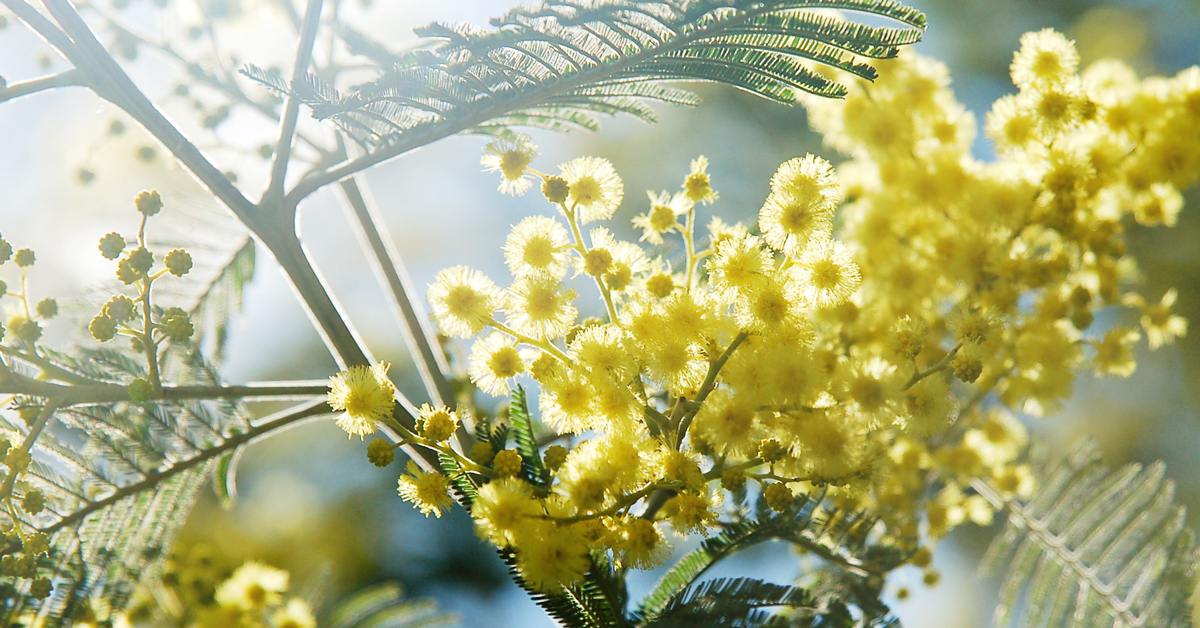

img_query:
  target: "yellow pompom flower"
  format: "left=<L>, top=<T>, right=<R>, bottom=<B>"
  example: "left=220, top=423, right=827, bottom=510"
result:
left=398, top=462, right=454, bottom=518
left=214, top=561, right=289, bottom=610
left=1134, top=289, right=1188, bottom=349
left=569, top=324, right=635, bottom=382
left=1090, top=326, right=1140, bottom=377
left=576, top=227, right=618, bottom=277
left=272, top=599, right=317, bottom=628
left=539, top=372, right=598, bottom=433
left=468, top=332, right=527, bottom=396
left=613, top=517, right=670, bottom=570
left=760, top=155, right=839, bottom=256
left=690, top=390, right=762, bottom=458
left=633, top=190, right=690, bottom=245
left=514, top=523, right=590, bottom=592
left=504, top=274, right=578, bottom=339
left=327, top=362, right=396, bottom=438
left=560, top=156, right=624, bottom=223
left=473, top=477, right=544, bottom=546
left=792, top=238, right=862, bottom=308
left=663, top=490, right=719, bottom=535
left=683, top=155, right=717, bottom=204
left=985, top=95, right=1039, bottom=154
left=733, top=272, right=805, bottom=334
left=706, top=234, right=771, bottom=300
left=481, top=134, right=538, bottom=196
left=418, top=404, right=460, bottom=442
left=1009, top=28, right=1079, bottom=91
left=427, top=266, right=501, bottom=338
left=504, top=215, right=570, bottom=279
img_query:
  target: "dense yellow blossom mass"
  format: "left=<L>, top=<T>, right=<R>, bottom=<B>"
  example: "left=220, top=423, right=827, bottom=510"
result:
left=328, top=29, right=1195, bottom=595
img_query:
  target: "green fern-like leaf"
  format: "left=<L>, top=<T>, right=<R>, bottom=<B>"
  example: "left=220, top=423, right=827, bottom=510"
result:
left=324, top=582, right=459, bottom=628
left=508, top=385, right=550, bottom=488
left=635, top=492, right=826, bottom=623
left=643, top=577, right=817, bottom=628
left=976, top=440, right=1198, bottom=628
left=249, top=0, right=924, bottom=149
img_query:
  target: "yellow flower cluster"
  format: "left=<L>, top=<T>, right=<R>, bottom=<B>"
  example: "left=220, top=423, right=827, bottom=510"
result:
left=345, top=28, right=1195, bottom=594
left=117, top=553, right=315, bottom=628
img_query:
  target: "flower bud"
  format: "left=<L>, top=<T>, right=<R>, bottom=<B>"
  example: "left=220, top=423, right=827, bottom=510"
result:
left=105, top=295, right=136, bottom=323
left=542, top=176, right=569, bottom=204
left=99, top=233, right=126, bottom=260
left=135, top=190, right=163, bottom=216
left=35, top=298, right=56, bottom=319
left=160, top=307, right=193, bottom=342
left=90, top=314, right=117, bottom=342
left=763, top=482, right=793, bottom=513
left=165, top=249, right=192, bottom=277
left=367, top=439, right=395, bottom=467
left=491, top=449, right=523, bottom=478
left=20, top=490, right=44, bottom=515
left=126, top=247, right=153, bottom=275
left=13, top=249, right=34, bottom=268
left=127, top=378, right=153, bottom=402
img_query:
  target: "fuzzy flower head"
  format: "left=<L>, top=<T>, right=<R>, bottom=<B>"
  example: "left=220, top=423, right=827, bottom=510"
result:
left=504, top=215, right=570, bottom=279
left=398, top=461, right=454, bottom=518
left=513, top=523, right=591, bottom=593
left=327, top=362, right=396, bottom=438
left=214, top=561, right=289, bottom=610
left=760, top=155, right=840, bottom=256
left=504, top=274, right=578, bottom=339
left=481, top=134, right=538, bottom=196
left=791, top=238, right=862, bottom=308
left=683, top=155, right=717, bottom=204
left=1010, top=29, right=1079, bottom=91
left=560, top=156, right=624, bottom=223
left=427, top=266, right=501, bottom=338
left=706, top=234, right=771, bottom=300
left=473, top=477, right=544, bottom=547
left=272, top=599, right=317, bottom=628
left=468, top=332, right=527, bottom=396
left=633, top=190, right=690, bottom=245
left=1135, top=289, right=1188, bottom=349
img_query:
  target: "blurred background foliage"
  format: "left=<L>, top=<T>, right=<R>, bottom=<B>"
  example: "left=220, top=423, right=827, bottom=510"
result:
left=2, top=0, right=1200, bottom=626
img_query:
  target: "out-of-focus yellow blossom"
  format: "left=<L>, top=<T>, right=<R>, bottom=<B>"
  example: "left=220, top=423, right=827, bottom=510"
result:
left=214, top=561, right=289, bottom=610
left=272, top=598, right=317, bottom=628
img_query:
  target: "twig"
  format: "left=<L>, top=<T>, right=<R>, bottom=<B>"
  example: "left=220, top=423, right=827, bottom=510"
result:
left=0, top=0, right=79, bottom=59
left=334, top=174, right=453, bottom=407
left=675, top=332, right=748, bottom=448
left=0, top=398, right=63, bottom=501
left=903, top=343, right=961, bottom=390
left=0, top=69, right=85, bottom=104
left=264, top=0, right=323, bottom=203
left=0, top=375, right=330, bottom=405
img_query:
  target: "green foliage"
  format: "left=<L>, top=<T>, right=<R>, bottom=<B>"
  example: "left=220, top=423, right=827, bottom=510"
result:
left=0, top=345, right=250, bottom=625
left=242, top=0, right=924, bottom=146
left=644, top=577, right=816, bottom=628
left=324, top=582, right=459, bottom=628
left=508, top=385, right=551, bottom=488
left=978, top=441, right=1199, bottom=628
